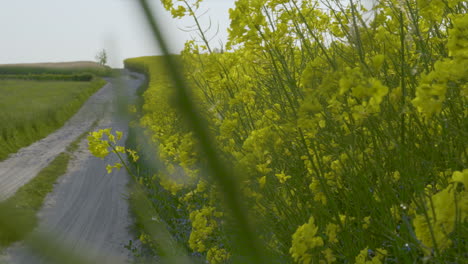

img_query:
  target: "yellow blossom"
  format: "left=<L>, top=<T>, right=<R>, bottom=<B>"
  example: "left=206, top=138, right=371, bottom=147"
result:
left=258, top=176, right=266, bottom=189
left=207, top=246, right=230, bottom=264
left=116, top=131, right=123, bottom=140
left=290, top=216, right=324, bottom=264
left=413, top=169, right=468, bottom=254
left=322, top=248, right=336, bottom=263
left=106, top=164, right=113, bottom=174
left=325, top=223, right=339, bottom=243
left=275, top=171, right=292, bottom=184
left=115, top=146, right=125, bottom=153
left=355, top=247, right=387, bottom=264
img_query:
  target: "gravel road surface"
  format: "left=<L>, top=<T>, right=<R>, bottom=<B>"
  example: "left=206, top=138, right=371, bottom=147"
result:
left=0, top=70, right=145, bottom=264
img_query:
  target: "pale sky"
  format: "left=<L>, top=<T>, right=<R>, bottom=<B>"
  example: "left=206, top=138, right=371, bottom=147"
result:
left=0, top=0, right=235, bottom=67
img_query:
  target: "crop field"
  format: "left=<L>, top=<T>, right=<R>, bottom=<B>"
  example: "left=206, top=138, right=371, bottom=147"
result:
left=0, top=78, right=105, bottom=160
left=94, top=0, right=468, bottom=263
left=0, top=61, right=112, bottom=76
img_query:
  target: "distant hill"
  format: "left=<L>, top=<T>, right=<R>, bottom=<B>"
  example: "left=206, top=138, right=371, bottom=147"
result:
left=0, top=61, right=105, bottom=69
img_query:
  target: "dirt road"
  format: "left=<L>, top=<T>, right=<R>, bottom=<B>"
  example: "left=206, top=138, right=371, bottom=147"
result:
left=0, top=70, right=145, bottom=263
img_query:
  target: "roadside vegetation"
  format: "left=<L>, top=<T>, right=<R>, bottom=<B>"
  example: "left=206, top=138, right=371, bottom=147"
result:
left=124, top=57, right=193, bottom=255
left=0, top=72, right=105, bottom=161
left=122, top=70, right=197, bottom=261
left=93, top=0, right=468, bottom=263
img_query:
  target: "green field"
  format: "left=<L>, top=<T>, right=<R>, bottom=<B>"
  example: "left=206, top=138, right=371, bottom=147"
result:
left=0, top=61, right=112, bottom=76
left=0, top=78, right=105, bottom=160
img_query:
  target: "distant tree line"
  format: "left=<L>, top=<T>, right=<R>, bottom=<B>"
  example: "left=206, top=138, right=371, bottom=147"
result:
left=0, top=73, right=94, bottom=81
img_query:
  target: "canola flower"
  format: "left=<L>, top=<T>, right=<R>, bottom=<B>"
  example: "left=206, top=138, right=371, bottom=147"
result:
left=87, top=128, right=139, bottom=174
left=103, top=0, right=468, bottom=262
left=207, top=246, right=230, bottom=264
left=355, top=247, right=387, bottom=264
left=290, top=216, right=324, bottom=264
left=413, top=169, right=468, bottom=255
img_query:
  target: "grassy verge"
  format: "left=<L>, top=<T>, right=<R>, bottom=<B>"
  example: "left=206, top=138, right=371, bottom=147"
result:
left=0, top=153, right=70, bottom=248
left=122, top=66, right=198, bottom=261
left=0, top=127, right=96, bottom=249
left=125, top=122, right=192, bottom=257
left=0, top=78, right=105, bottom=161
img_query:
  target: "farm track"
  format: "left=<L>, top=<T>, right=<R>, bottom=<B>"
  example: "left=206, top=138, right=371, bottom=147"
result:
left=0, top=70, right=145, bottom=263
